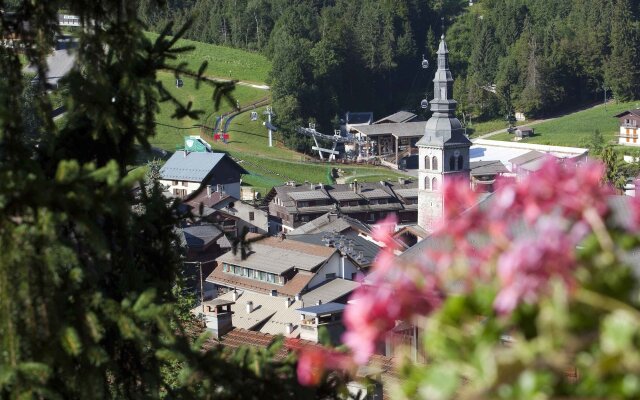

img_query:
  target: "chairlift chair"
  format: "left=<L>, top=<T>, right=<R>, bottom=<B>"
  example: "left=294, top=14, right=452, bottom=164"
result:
left=176, top=79, right=184, bottom=88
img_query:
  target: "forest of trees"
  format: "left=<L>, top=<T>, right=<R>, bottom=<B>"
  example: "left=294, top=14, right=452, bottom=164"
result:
left=138, top=0, right=640, bottom=149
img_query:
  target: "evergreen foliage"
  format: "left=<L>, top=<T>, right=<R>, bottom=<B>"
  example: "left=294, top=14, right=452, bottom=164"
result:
left=138, top=0, right=640, bottom=150
left=0, top=1, right=343, bottom=398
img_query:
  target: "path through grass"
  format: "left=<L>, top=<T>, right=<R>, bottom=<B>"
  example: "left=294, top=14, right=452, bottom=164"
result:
left=490, top=101, right=639, bottom=147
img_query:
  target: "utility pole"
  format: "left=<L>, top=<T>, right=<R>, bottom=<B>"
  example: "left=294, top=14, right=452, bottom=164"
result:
left=264, top=106, right=275, bottom=147
left=199, top=261, right=204, bottom=313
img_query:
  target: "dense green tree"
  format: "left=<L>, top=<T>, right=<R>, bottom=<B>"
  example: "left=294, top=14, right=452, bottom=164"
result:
left=606, top=0, right=640, bottom=102
left=0, top=1, right=345, bottom=398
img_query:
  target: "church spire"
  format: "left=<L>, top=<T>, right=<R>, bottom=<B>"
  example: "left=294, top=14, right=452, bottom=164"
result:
left=430, top=33, right=456, bottom=118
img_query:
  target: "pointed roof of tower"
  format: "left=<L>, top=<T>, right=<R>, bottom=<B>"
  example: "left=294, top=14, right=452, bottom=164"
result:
left=417, top=33, right=471, bottom=148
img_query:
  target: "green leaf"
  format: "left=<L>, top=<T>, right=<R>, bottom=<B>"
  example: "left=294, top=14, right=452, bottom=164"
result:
left=601, top=310, right=639, bottom=355
left=60, top=326, right=83, bottom=356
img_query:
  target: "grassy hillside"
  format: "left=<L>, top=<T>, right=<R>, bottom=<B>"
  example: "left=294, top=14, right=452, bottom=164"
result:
left=490, top=101, right=639, bottom=147
left=204, top=106, right=407, bottom=195
left=145, top=32, right=271, bottom=83
left=144, top=35, right=409, bottom=195
left=152, top=71, right=268, bottom=150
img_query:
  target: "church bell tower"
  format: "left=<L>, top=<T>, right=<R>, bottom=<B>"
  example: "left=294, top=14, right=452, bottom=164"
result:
left=417, top=32, right=471, bottom=232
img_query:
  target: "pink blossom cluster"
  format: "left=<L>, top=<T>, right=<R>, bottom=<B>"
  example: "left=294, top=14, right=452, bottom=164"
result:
left=297, top=157, right=623, bottom=385
left=297, top=347, right=354, bottom=386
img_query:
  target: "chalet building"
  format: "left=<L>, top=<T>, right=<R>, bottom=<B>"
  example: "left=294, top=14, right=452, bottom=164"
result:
left=470, top=160, right=510, bottom=192
left=615, top=109, right=640, bottom=146
left=184, top=189, right=269, bottom=237
left=514, top=126, right=534, bottom=139
left=201, top=235, right=365, bottom=339
left=265, top=179, right=418, bottom=233
left=288, top=212, right=373, bottom=237
left=176, top=223, right=231, bottom=292
left=159, top=136, right=247, bottom=199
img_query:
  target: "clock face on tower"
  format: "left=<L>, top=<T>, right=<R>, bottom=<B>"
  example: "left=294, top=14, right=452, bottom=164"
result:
left=454, top=150, right=460, bottom=157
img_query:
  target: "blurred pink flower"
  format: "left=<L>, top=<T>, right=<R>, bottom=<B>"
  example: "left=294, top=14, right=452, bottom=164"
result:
left=630, top=195, right=640, bottom=232
left=297, top=347, right=354, bottom=386
left=371, top=214, right=399, bottom=250
left=343, top=272, right=441, bottom=364
left=493, top=158, right=612, bottom=223
left=494, top=218, right=578, bottom=314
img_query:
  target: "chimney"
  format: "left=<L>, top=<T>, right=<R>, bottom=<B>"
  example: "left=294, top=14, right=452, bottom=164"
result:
left=285, top=323, right=293, bottom=335
left=398, top=177, right=406, bottom=184
left=294, top=294, right=301, bottom=302
left=232, top=290, right=240, bottom=301
left=207, top=185, right=212, bottom=198
left=285, top=297, right=293, bottom=308
left=316, top=300, right=322, bottom=306
left=319, top=182, right=324, bottom=189
left=271, top=289, right=278, bottom=297
left=246, top=301, right=253, bottom=313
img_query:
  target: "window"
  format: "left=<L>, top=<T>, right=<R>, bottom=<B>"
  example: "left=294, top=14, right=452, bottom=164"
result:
left=172, top=180, right=178, bottom=186
left=432, top=177, right=439, bottom=191
left=424, top=155, right=431, bottom=170
left=249, top=227, right=257, bottom=233
left=173, top=189, right=187, bottom=197
left=249, top=212, right=255, bottom=221
left=424, top=176, right=431, bottom=190
left=432, top=156, right=438, bottom=170
left=182, top=181, right=188, bottom=187
left=457, top=155, right=463, bottom=170
left=326, top=273, right=336, bottom=279
left=368, top=213, right=375, bottom=222
left=449, top=155, right=455, bottom=171
left=298, top=201, right=309, bottom=208
left=234, top=266, right=241, bottom=275
left=300, top=215, right=310, bottom=222
left=350, top=201, right=359, bottom=207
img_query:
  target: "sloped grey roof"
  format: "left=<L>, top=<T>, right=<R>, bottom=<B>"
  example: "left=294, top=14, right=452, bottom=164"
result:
left=181, top=224, right=223, bottom=248
left=160, top=151, right=225, bottom=182
left=330, top=191, right=363, bottom=201
left=394, top=188, right=418, bottom=198
left=297, top=302, right=346, bottom=316
left=288, top=213, right=373, bottom=236
left=302, top=279, right=360, bottom=306
left=374, top=111, right=418, bottom=124
left=288, top=190, right=330, bottom=201
left=614, top=109, right=640, bottom=118
left=353, top=122, right=427, bottom=138
left=470, top=160, right=509, bottom=176
left=288, top=233, right=380, bottom=265
left=216, top=240, right=334, bottom=275
left=359, top=188, right=393, bottom=199
left=509, top=150, right=545, bottom=166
